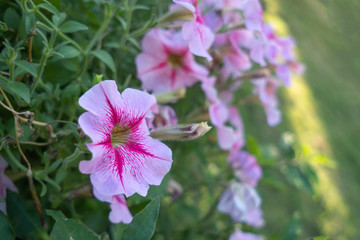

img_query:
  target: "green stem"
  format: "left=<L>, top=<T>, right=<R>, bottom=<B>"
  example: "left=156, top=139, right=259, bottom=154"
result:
left=64, top=147, right=82, bottom=168
left=30, top=30, right=57, bottom=95
left=76, top=56, right=88, bottom=82
left=9, top=61, right=15, bottom=81
left=33, top=6, right=84, bottom=53
left=84, top=5, right=114, bottom=54
left=4, top=147, right=29, bottom=172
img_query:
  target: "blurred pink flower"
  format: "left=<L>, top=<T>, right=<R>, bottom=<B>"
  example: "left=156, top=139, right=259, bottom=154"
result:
left=252, top=77, right=282, bottom=126
left=93, top=188, right=132, bottom=224
left=229, top=229, right=263, bottom=240
left=78, top=80, right=173, bottom=197
left=275, top=64, right=291, bottom=87
left=209, top=103, right=245, bottom=151
left=201, top=76, right=219, bottom=104
left=228, top=151, right=262, bottom=187
left=209, top=103, right=236, bottom=150
left=218, top=181, right=264, bottom=227
left=136, top=29, right=208, bottom=93
left=241, top=0, right=264, bottom=32
left=146, top=104, right=178, bottom=130
left=221, top=32, right=252, bottom=79
left=0, top=155, right=18, bottom=214
left=173, top=0, right=215, bottom=60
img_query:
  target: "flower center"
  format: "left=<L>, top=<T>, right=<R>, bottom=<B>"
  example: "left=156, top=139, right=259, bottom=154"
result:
left=111, top=124, right=131, bottom=147
left=167, top=54, right=183, bottom=68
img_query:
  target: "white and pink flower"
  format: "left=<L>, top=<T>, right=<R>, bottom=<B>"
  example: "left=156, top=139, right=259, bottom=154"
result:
left=173, top=0, right=215, bottom=60
left=136, top=28, right=209, bottom=93
left=78, top=80, right=173, bottom=197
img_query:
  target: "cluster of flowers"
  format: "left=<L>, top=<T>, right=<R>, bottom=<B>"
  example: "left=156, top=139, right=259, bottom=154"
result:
left=135, top=0, right=304, bottom=238
left=0, top=0, right=304, bottom=238
left=74, top=0, right=304, bottom=238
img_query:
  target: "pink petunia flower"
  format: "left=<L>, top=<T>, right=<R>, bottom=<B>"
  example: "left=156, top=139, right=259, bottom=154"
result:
left=221, top=32, right=252, bottom=79
left=228, top=151, right=262, bottom=187
left=93, top=188, right=133, bottom=224
left=209, top=103, right=245, bottom=151
left=78, top=80, right=173, bottom=197
left=136, top=28, right=209, bottom=94
left=252, top=77, right=282, bottom=126
left=218, top=181, right=264, bottom=227
left=241, top=0, right=264, bottom=32
left=0, top=155, right=18, bottom=214
left=173, top=0, right=215, bottom=60
left=229, top=229, right=264, bottom=240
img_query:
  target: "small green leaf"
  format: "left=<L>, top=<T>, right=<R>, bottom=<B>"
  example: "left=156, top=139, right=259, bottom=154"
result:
left=90, top=50, right=116, bottom=72
left=4, top=8, right=20, bottom=30
left=7, top=81, right=30, bottom=104
left=57, top=46, right=81, bottom=59
left=6, top=191, right=44, bottom=239
left=38, top=3, right=60, bottom=16
left=123, top=197, right=160, bottom=240
left=14, top=60, right=38, bottom=77
left=0, top=211, right=14, bottom=240
left=60, top=21, right=88, bottom=33
left=0, top=21, right=8, bottom=32
left=46, top=210, right=100, bottom=240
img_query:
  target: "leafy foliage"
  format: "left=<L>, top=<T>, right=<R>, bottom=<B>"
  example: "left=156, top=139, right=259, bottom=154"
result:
left=0, top=0, right=321, bottom=239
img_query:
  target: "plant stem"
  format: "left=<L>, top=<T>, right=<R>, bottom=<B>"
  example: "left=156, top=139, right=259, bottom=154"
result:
left=0, top=84, right=45, bottom=225
left=30, top=30, right=57, bottom=95
left=85, top=5, right=114, bottom=54
left=9, top=64, right=14, bottom=81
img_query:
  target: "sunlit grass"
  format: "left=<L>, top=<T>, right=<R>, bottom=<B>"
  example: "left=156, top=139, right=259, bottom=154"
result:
left=264, top=1, right=353, bottom=238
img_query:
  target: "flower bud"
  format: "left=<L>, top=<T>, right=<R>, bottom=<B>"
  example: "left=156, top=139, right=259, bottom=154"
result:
left=157, top=7, right=194, bottom=25
left=150, top=122, right=211, bottom=141
left=154, top=88, right=186, bottom=104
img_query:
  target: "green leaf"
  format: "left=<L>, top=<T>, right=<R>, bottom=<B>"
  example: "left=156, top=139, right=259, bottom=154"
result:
left=0, top=21, right=8, bottom=32
left=57, top=46, right=81, bottom=59
left=60, top=21, right=88, bottom=33
left=90, top=50, right=116, bottom=72
left=38, top=3, right=60, bottom=16
left=46, top=210, right=100, bottom=240
left=110, top=223, right=127, bottom=240
left=4, top=8, right=20, bottom=30
left=310, top=237, right=328, bottom=240
left=52, top=12, right=67, bottom=26
left=6, top=191, right=44, bottom=239
left=0, top=211, right=14, bottom=240
left=283, top=165, right=314, bottom=194
left=14, top=60, right=38, bottom=77
left=123, top=197, right=160, bottom=240
left=7, top=81, right=30, bottom=104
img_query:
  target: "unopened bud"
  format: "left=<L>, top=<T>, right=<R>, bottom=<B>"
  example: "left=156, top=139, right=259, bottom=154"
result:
left=155, top=88, right=186, bottom=104
left=93, top=74, right=103, bottom=85
left=157, top=7, right=194, bottom=25
left=150, top=122, right=211, bottom=141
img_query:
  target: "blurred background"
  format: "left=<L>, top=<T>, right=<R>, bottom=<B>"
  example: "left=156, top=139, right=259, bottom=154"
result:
left=254, top=0, right=360, bottom=239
